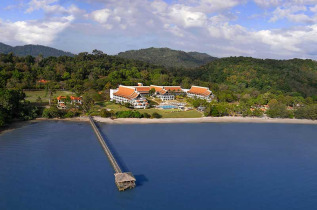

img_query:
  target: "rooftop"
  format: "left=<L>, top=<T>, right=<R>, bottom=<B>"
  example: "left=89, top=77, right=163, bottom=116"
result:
left=114, top=85, right=140, bottom=99
left=114, top=172, right=136, bottom=183
left=187, top=86, right=212, bottom=97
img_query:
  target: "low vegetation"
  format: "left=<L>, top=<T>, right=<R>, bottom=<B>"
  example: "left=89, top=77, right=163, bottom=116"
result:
left=42, top=107, right=80, bottom=119
left=0, top=88, right=39, bottom=126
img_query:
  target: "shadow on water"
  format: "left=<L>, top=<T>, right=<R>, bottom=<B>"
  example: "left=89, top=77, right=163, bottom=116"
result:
left=94, top=122, right=148, bottom=187
left=0, top=121, right=38, bottom=135
left=134, top=174, right=149, bottom=186
left=95, top=122, right=131, bottom=173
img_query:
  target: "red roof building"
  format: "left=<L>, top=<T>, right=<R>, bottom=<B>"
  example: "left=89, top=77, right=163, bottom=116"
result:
left=38, top=79, right=48, bottom=84
left=57, top=95, right=82, bottom=109
left=111, top=85, right=148, bottom=109
left=187, top=86, right=214, bottom=102
left=149, top=85, right=184, bottom=101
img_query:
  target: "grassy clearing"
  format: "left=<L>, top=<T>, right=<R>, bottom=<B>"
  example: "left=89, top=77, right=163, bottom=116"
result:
left=139, top=109, right=203, bottom=118
left=99, top=102, right=202, bottom=118
left=24, top=90, right=74, bottom=103
left=102, top=102, right=130, bottom=111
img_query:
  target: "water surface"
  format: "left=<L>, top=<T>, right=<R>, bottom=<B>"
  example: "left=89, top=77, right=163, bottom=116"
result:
left=0, top=121, right=317, bottom=210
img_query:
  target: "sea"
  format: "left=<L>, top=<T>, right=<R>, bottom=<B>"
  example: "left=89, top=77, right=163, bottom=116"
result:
left=0, top=121, right=317, bottom=210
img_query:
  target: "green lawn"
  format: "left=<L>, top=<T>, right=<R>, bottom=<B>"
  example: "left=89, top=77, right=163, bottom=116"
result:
left=24, top=90, right=75, bottom=103
left=138, top=109, right=203, bottom=118
left=100, top=102, right=202, bottom=118
left=101, top=102, right=130, bottom=111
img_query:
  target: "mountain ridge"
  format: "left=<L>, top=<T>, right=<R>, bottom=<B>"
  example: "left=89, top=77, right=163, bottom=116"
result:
left=117, top=47, right=217, bottom=68
left=0, top=42, right=74, bottom=58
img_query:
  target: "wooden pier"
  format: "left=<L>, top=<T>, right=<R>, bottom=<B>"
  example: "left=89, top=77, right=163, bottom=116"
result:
left=88, top=116, right=136, bottom=191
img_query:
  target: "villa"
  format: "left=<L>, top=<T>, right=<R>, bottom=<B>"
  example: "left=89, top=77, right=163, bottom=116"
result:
left=110, top=85, right=149, bottom=109
left=186, top=86, right=214, bottom=102
left=57, top=96, right=82, bottom=109
left=150, top=85, right=183, bottom=101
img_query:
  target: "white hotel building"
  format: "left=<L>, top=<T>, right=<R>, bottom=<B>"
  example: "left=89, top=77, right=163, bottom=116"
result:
left=186, top=86, right=214, bottom=102
left=110, top=85, right=149, bottom=109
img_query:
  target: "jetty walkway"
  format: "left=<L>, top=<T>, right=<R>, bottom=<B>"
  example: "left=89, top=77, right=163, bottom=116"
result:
left=88, top=116, right=136, bottom=191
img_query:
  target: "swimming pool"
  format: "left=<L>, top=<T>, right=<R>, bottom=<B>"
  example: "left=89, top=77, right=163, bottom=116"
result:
left=159, top=105, right=178, bottom=109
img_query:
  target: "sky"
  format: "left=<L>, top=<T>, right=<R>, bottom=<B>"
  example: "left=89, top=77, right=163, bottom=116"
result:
left=1, top=0, right=317, bottom=59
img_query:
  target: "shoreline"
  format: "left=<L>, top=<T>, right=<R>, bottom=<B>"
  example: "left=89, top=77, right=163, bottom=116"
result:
left=92, top=116, right=317, bottom=125
left=38, top=116, right=317, bottom=125
left=1, top=116, right=316, bottom=134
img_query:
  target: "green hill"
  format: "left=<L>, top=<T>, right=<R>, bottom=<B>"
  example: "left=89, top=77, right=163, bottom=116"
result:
left=180, top=56, right=317, bottom=97
left=117, top=47, right=217, bottom=68
left=0, top=42, right=74, bottom=58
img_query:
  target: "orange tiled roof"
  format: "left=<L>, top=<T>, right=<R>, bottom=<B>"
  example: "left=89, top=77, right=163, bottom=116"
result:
left=114, top=86, right=139, bottom=99
left=164, top=86, right=183, bottom=92
left=150, top=85, right=163, bottom=92
left=70, top=96, right=82, bottom=100
left=150, top=85, right=182, bottom=95
left=57, top=96, right=67, bottom=100
left=38, top=79, right=48, bottom=84
left=187, top=86, right=212, bottom=97
left=135, top=86, right=150, bottom=93
left=58, top=96, right=82, bottom=101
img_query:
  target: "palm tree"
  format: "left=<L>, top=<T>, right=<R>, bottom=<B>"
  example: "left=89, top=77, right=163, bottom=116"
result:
left=45, top=82, right=56, bottom=106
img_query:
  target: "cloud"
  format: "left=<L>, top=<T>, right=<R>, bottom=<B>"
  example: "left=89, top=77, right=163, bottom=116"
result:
left=26, top=0, right=84, bottom=17
left=269, top=4, right=317, bottom=24
left=310, top=4, right=317, bottom=13
left=195, top=0, right=243, bottom=13
left=90, top=9, right=112, bottom=24
left=254, top=0, right=317, bottom=8
left=253, top=0, right=282, bottom=8
left=2, top=0, right=317, bottom=59
left=168, top=5, right=207, bottom=28
left=0, top=16, right=74, bottom=45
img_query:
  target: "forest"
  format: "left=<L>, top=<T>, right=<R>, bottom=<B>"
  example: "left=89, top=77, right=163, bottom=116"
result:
left=0, top=51, right=316, bottom=127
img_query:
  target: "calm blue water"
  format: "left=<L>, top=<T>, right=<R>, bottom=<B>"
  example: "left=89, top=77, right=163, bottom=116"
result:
left=0, top=121, right=317, bottom=210
left=159, top=105, right=178, bottom=109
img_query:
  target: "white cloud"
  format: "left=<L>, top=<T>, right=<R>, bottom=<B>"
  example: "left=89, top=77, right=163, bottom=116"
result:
left=0, top=16, right=74, bottom=45
left=3, top=0, right=317, bottom=59
left=90, top=9, right=112, bottom=24
left=26, top=0, right=61, bottom=13
left=26, top=0, right=84, bottom=17
left=310, top=4, right=317, bottom=12
left=253, top=0, right=282, bottom=8
left=269, top=5, right=317, bottom=23
left=195, top=0, right=242, bottom=13
left=168, top=5, right=207, bottom=28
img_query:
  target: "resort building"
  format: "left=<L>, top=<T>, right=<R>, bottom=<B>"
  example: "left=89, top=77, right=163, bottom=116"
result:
left=134, top=83, right=151, bottom=96
left=110, top=85, right=149, bottom=109
left=57, top=96, right=82, bottom=109
left=150, top=85, right=184, bottom=101
left=186, top=86, right=214, bottom=102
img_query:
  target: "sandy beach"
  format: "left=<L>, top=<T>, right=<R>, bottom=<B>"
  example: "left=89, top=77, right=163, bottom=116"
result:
left=1, top=116, right=316, bottom=134
left=91, top=116, right=317, bottom=125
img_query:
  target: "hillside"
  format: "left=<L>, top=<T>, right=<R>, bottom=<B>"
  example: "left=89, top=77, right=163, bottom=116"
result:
left=179, top=57, right=317, bottom=97
left=0, top=52, right=315, bottom=99
left=0, top=43, right=74, bottom=58
left=117, top=47, right=217, bottom=68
